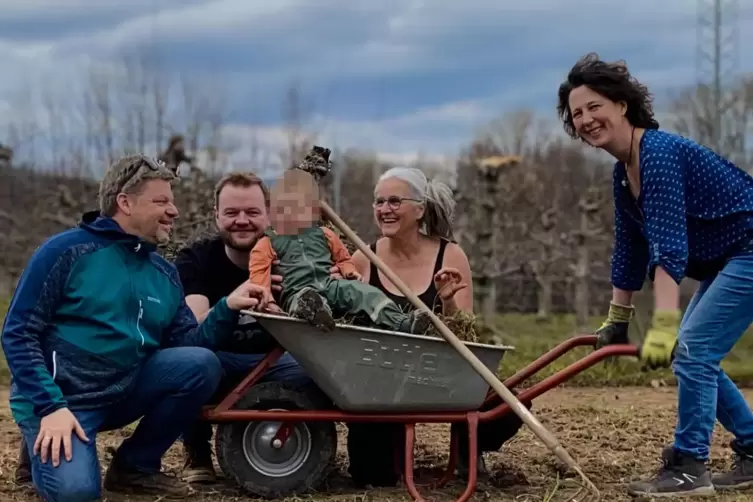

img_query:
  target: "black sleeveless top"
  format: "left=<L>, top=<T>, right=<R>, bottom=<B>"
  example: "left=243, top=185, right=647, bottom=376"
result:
left=368, top=239, right=448, bottom=314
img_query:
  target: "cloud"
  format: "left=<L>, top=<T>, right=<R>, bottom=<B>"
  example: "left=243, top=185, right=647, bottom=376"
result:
left=0, top=0, right=751, bottom=170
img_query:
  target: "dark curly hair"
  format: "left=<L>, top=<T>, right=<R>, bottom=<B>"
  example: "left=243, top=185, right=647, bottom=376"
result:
left=557, top=53, right=659, bottom=139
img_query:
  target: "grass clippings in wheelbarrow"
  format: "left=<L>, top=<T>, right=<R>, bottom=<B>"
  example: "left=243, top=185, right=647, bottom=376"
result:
left=422, top=310, right=509, bottom=344
left=330, top=309, right=493, bottom=344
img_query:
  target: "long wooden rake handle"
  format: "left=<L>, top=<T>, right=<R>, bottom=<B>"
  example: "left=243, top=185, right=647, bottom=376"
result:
left=320, top=200, right=599, bottom=498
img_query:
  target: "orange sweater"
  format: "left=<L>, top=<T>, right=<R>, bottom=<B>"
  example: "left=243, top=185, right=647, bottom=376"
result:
left=249, top=227, right=358, bottom=291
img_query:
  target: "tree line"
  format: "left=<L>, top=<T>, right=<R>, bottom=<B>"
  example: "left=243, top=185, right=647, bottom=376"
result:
left=1, top=54, right=751, bottom=328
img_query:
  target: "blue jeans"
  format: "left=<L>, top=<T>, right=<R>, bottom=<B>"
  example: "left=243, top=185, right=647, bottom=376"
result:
left=17, top=347, right=223, bottom=502
left=673, top=254, right=753, bottom=459
left=182, top=351, right=320, bottom=449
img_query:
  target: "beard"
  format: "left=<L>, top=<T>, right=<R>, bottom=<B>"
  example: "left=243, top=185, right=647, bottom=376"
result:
left=218, top=227, right=261, bottom=251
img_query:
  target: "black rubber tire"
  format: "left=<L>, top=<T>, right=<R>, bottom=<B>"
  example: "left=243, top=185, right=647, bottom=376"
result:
left=215, top=381, right=337, bottom=499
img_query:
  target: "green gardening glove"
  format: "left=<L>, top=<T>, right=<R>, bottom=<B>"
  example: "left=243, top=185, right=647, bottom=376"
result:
left=594, top=302, right=634, bottom=350
left=640, top=310, right=680, bottom=370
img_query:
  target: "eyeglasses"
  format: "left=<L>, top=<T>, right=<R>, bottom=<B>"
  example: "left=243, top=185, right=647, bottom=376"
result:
left=120, top=156, right=167, bottom=193
left=372, top=196, right=422, bottom=211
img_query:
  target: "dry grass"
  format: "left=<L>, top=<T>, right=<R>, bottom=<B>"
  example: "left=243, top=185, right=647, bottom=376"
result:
left=422, top=310, right=492, bottom=343
left=1, top=387, right=753, bottom=502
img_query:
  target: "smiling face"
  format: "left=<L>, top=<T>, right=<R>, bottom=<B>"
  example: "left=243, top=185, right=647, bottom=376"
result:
left=215, top=183, right=269, bottom=251
left=373, top=177, right=424, bottom=238
left=568, top=84, right=628, bottom=149
left=116, top=179, right=179, bottom=244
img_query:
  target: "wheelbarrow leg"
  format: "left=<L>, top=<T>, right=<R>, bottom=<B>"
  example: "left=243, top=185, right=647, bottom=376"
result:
left=435, top=426, right=460, bottom=487
left=404, top=413, right=479, bottom=502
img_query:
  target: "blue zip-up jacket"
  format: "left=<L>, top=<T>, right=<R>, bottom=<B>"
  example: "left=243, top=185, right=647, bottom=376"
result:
left=611, top=129, right=753, bottom=291
left=1, top=211, right=239, bottom=424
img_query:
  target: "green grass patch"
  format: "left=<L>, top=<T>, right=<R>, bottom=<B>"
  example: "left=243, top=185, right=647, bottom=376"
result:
left=492, top=313, right=753, bottom=388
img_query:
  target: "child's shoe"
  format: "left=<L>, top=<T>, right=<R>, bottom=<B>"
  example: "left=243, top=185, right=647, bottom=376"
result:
left=290, top=288, right=336, bottom=332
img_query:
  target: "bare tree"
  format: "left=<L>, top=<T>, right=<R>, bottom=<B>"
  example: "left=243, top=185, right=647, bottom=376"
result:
left=455, top=137, right=531, bottom=315
left=476, top=109, right=554, bottom=159
left=570, top=179, right=610, bottom=329
left=667, top=78, right=753, bottom=169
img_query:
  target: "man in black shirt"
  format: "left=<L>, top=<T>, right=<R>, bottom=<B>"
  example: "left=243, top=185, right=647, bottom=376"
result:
left=174, top=172, right=333, bottom=484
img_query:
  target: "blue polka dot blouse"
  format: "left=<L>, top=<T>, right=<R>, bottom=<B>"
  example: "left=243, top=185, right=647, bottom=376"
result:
left=611, top=128, right=753, bottom=290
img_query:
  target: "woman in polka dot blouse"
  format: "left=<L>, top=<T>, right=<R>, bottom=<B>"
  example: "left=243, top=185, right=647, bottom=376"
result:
left=557, top=53, right=753, bottom=498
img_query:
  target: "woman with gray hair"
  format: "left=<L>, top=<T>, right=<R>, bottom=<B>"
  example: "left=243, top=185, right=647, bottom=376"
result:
left=345, top=167, right=527, bottom=487
left=352, top=166, right=470, bottom=315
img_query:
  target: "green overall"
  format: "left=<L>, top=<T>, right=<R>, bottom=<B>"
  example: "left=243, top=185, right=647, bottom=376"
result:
left=266, top=226, right=414, bottom=331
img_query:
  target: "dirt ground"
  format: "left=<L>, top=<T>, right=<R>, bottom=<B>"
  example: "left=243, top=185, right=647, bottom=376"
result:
left=0, top=387, right=751, bottom=502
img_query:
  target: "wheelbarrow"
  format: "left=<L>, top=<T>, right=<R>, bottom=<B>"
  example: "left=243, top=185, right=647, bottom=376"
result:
left=200, top=311, right=639, bottom=501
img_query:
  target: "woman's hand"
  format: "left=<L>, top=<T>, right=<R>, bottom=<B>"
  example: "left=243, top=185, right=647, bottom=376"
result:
left=434, top=267, right=467, bottom=302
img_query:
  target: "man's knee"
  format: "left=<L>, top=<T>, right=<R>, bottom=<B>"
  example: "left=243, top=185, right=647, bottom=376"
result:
left=161, top=347, right=223, bottom=395
left=29, top=441, right=102, bottom=502
left=39, top=476, right=101, bottom=502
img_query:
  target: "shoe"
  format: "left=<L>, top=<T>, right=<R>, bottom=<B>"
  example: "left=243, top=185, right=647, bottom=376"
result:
left=712, top=439, right=753, bottom=491
left=14, top=439, right=32, bottom=486
left=627, top=446, right=715, bottom=498
left=181, top=442, right=217, bottom=484
left=290, top=289, right=335, bottom=331
left=103, top=457, right=193, bottom=499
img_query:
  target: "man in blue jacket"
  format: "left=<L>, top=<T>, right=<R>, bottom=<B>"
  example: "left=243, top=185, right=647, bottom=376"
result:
left=1, top=155, right=270, bottom=502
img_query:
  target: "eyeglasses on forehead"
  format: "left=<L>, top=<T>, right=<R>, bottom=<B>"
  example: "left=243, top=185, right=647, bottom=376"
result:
left=120, top=156, right=169, bottom=191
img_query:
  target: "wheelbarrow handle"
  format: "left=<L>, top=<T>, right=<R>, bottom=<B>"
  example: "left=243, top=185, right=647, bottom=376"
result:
left=318, top=200, right=600, bottom=497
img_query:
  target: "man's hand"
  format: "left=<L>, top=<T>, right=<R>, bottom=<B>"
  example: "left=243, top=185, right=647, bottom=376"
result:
left=594, top=302, right=634, bottom=349
left=226, top=281, right=274, bottom=311
left=34, top=408, right=89, bottom=466
left=265, top=302, right=285, bottom=314
left=640, top=310, right=680, bottom=370
left=434, top=267, right=467, bottom=302
left=270, top=259, right=283, bottom=293
left=345, top=270, right=363, bottom=282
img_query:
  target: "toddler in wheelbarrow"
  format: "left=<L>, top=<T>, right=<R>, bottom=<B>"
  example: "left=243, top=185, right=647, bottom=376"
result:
left=249, top=168, right=434, bottom=335
left=236, top=166, right=532, bottom=495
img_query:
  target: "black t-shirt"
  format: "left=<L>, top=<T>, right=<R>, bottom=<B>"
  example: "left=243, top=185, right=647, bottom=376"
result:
left=174, top=236, right=277, bottom=354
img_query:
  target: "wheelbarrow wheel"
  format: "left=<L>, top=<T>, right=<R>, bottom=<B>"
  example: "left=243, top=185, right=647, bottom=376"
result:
left=215, top=381, right=337, bottom=499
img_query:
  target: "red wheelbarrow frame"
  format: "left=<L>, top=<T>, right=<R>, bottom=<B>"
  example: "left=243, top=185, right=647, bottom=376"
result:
left=201, top=335, right=639, bottom=502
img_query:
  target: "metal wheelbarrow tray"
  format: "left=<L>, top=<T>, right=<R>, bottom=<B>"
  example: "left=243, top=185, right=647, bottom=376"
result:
left=252, top=311, right=510, bottom=412
left=202, top=311, right=639, bottom=502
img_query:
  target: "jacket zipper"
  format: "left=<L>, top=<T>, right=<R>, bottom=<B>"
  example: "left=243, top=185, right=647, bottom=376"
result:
left=137, top=299, right=145, bottom=346
left=51, top=350, right=57, bottom=380
left=298, top=235, right=317, bottom=283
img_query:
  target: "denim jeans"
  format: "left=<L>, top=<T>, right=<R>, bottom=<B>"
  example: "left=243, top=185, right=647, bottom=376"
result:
left=17, top=346, right=223, bottom=502
left=182, top=351, right=322, bottom=448
left=673, top=254, right=753, bottom=459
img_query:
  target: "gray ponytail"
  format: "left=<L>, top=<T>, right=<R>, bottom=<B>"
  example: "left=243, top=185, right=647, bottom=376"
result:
left=377, top=167, right=456, bottom=240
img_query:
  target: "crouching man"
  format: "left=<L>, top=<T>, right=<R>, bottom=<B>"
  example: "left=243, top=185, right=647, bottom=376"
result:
left=1, top=155, right=271, bottom=502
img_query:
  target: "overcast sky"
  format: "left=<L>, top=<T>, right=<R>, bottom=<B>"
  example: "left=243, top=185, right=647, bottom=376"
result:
left=1, top=0, right=751, bottom=170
